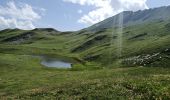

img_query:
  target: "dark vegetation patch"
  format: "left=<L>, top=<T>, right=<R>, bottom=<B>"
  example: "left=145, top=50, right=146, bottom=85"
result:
left=83, top=54, right=101, bottom=61
left=71, top=35, right=108, bottom=52
left=98, top=43, right=110, bottom=48
left=0, top=36, right=5, bottom=39
left=60, top=31, right=73, bottom=35
left=128, top=33, right=148, bottom=40
left=126, top=31, right=130, bottom=33
left=165, top=23, right=170, bottom=31
left=0, top=48, right=18, bottom=53
left=1, top=32, right=35, bottom=44
left=86, top=33, right=96, bottom=39
left=86, top=28, right=108, bottom=38
left=33, top=28, right=58, bottom=32
left=76, top=30, right=87, bottom=34
left=95, top=28, right=107, bottom=34
left=33, top=28, right=60, bottom=35
left=0, top=29, right=11, bottom=34
left=0, top=29, right=21, bottom=34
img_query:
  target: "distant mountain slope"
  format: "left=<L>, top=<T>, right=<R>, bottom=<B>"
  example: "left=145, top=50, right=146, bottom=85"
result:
left=0, top=28, right=60, bottom=44
left=85, top=6, right=170, bottom=32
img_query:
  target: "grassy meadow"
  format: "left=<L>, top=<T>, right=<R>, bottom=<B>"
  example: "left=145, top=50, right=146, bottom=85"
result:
left=0, top=20, right=170, bottom=99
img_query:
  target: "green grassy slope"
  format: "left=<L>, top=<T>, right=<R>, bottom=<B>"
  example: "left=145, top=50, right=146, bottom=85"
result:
left=71, top=20, right=170, bottom=67
left=0, top=6, right=170, bottom=99
left=0, top=20, right=169, bottom=99
left=0, top=19, right=169, bottom=67
left=0, top=53, right=170, bottom=99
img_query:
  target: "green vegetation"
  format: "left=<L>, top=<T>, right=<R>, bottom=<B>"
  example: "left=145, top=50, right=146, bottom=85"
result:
left=0, top=53, right=170, bottom=99
left=0, top=6, right=170, bottom=99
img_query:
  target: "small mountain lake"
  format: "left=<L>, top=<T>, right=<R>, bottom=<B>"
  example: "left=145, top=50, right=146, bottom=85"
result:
left=35, top=56, right=72, bottom=68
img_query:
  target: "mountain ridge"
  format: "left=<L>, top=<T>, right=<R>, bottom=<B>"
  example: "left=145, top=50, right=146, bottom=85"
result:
left=84, top=5, right=170, bottom=32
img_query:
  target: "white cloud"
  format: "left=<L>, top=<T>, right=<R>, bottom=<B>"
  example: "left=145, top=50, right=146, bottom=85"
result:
left=0, top=17, right=35, bottom=29
left=0, top=1, right=43, bottom=30
left=63, top=0, right=148, bottom=25
left=78, top=9, right=82, bottom=14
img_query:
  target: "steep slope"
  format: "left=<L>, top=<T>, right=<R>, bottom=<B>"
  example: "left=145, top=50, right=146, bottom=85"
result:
left=72, top=20, right=170, bottom=67
left=68, top=6, right=170, bottom=67
left=85, top=5, right=170, bottom=32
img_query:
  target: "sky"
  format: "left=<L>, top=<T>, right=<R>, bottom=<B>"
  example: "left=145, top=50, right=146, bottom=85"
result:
left=0, top=0, right=170, bottom=31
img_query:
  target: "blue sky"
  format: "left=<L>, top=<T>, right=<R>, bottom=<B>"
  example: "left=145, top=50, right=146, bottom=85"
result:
left=0, top=0, right=170, bottom=31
